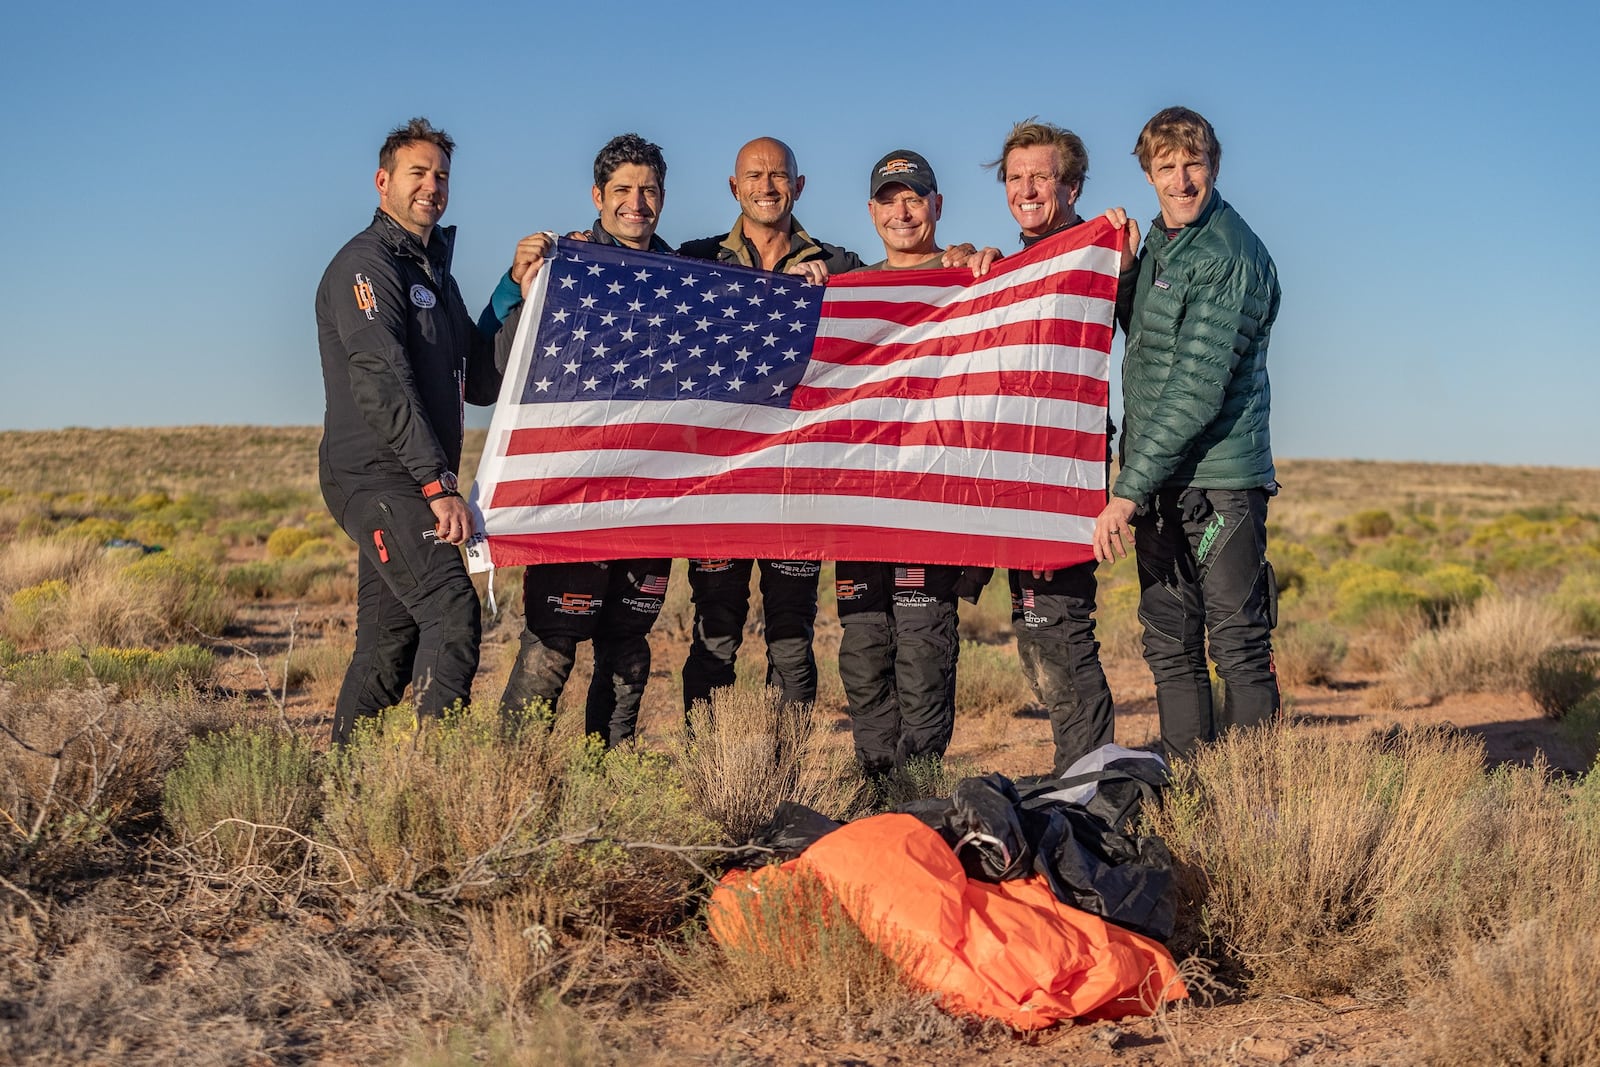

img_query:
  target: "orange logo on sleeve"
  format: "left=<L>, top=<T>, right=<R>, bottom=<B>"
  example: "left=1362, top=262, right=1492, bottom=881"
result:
left=353, top=273, right=378, bottom=320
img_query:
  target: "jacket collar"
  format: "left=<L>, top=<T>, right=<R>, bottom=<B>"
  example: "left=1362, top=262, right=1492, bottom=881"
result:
left=716, top=214, right=825, bottom=268
left=1148, top=189, right=1222, bottom=252
left=371, top=208, right=455, bottom=277
left=1018, top=214, right=1085, bottom=249
left=589, top=219, right=674, bottom=255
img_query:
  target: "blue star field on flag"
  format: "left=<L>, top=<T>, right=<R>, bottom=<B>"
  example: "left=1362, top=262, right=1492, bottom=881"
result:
left=521, top=240, right=825, bottom=409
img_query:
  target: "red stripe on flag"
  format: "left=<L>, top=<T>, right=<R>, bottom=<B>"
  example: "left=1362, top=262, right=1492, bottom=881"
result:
left=483, top=523, right=1096, bottom=571
left=503, top=417, right=1106, bottom=463
left=821, top=268, right=1118, bottom=324
left=811, top=318, right=1113, bottom=364
left=791, top=370, right=1109, bottom=411
left=489, top=468, right=1105, bottom=516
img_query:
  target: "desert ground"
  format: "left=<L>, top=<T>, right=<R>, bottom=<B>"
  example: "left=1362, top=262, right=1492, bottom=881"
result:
left=2, top=428, right=1597, bottom=1065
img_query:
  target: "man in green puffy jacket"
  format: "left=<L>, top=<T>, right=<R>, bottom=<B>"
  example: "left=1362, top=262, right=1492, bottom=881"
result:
left=1095, top=108, right=1281, bottom=759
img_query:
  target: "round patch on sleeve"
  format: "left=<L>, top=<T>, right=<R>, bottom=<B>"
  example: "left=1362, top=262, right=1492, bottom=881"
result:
left=409, top=284, right=437, bottom=308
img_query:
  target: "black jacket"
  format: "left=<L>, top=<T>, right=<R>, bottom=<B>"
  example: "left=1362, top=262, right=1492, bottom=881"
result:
left=677, top=214, right=862, bottom=275
left=315, top=209, right=501, bottom=496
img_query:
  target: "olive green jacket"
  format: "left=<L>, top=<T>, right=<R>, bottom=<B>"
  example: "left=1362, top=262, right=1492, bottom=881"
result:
left=1113, top=192, right=1279, bottom=505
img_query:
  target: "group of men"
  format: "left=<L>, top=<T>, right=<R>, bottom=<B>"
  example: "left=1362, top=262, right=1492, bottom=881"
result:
left=314, top=108, right=1281, bottom=776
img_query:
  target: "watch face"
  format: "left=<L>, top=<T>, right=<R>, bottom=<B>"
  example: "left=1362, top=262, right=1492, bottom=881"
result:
left=441, top=471, right=459, bottom=492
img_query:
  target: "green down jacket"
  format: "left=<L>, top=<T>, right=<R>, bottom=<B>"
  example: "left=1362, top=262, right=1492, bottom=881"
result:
left=1112, top=191, right=1280, bottom=506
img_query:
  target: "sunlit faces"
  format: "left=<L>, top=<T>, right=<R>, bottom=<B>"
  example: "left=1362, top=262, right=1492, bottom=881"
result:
left=592, top=163, right=664, bottom=249
left=730, top=139, right=803, bottom=228
left=1003, top=144, right=1079, bottom=238
left=868, top=184, right=942, bottom=260
left=376, top=141, right=450, bottom=240
left=1145, top=148, right=1214, bottom=229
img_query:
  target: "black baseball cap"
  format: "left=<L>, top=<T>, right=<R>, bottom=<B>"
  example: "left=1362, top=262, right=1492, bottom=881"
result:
left=869, top=150, right=937, bottom=197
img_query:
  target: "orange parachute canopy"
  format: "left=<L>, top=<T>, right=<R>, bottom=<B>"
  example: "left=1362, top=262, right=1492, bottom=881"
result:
left=710, top=813, right=1186, bottom=1029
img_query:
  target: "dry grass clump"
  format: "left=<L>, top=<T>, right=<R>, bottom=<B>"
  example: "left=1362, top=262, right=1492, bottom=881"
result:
left=1410, top=767, right=1600, bottom=1066
left=1, top=905, right=408, bottom=1064
left=955, top=639, right=1034, bottom=720
left=674, top=868, right=924, bottom=1021
left=402, top=993, right=610, bottom=1067
left=1, top=684, right=198, bottom=884
left=318, top=703, right=720, bottom=931
left=1272, top=620, right=1347, bottom=688
left=670, top=684, right=864, bottom=844
left=3, top=551, right=233, bottom=651
left=1148, top=723, right=1525, bottom=997
left=162, top=725, right=321, bottom=871
left=0, top=536, right=100, bottom=597
left=955, top=574, right=1013, bottom=645
left=1394, top=595, right=1567, bottom=698
left=1525, top=647, right=1600, bottom=720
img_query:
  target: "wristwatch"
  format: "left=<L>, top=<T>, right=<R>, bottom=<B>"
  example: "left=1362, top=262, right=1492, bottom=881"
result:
left=421, top=470, right=459, bottom=501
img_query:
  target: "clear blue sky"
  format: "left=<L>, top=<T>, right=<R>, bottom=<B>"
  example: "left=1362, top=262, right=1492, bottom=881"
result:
left=5, top=0, right=1596, bottom=466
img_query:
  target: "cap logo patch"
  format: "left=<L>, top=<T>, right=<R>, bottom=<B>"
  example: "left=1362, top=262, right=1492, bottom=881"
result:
left=409, top=284, right=437, bottom=309
left=879, top=158, right=919, bottom=177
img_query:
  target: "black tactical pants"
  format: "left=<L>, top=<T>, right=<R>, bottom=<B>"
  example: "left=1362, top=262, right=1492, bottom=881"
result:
left=1133, top=487, right=1279, bottom=760
left=1009, top=563, right=1115, bottom=775
left=681, top=557, right=820, bottom=712
left=835, top=562, right=961, bottom=777
left=325, top=483, right=482, bottom=746
left=501, top=558, right=670, bottom=747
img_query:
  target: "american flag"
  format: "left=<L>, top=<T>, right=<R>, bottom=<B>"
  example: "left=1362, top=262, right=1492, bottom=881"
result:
left=895, top=566, right=927, bottom=587
left=465, top=219, right=1118, bottom=573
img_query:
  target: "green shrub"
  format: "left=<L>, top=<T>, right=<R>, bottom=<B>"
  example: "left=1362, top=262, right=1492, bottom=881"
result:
left=1417, top=563, right=1494, bottom=623
left=125, top=517, right=176, bottom=546
left=163, top=726, right=321, bottom=870
left=218, top=517, right=277, bottom=546
left=1362, top=534, right=1432, bottom=575
left=1349, top=508, right=1395, bottom=539
left=1147, top=724, right=1530, bottom=996
left=6, top=578, right=69, bottom=642
left=89, top=644, right=216, bottom=695
left=61, top=517, right=127, bottom=544
left=318, top=704, right=720, bottom=931
left=131, top=490, right=172, bottom=512
left=1331, top=563, right=1425, bottom=626
left=1553, top=571, right=1600, bottom=638
left=1274, top=621, right=1347, bottom=688
left=1559, top=696, right=1600, bottom=770
left=120, top=552, right=231, bottom=638
left=266, top=527, right=319, bottom=560
left=1527, top=649, right=1600, bottom=721
left=5, top=645, right=216, bottom=697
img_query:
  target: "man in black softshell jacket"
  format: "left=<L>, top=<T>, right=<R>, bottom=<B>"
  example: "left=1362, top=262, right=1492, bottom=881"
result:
left=315, top=117, right=525, bottom=745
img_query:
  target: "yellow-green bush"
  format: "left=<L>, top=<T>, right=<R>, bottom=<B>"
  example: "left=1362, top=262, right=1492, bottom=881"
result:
left=6, top=578, right=69, bottom=643
left=1348, top=508, right=1395, bottom=539
left=131, top=490, right=172, bottom=512
left=62, top=516, right=126, bottom=544
left=1331, top=562, right=1425, bottom=626
left=318, top=704, right=720, bottom=931
left=4, top=644, right=216, bottom=697
left=265, top=526, right=319, bottom=560
left=1527, top=649, right=1600, bottom=720
left=119, top=552, right=231, bottom=638
left=1416, top=563, right=1494, bottom=621
left=1553, top=571, right=1600, bottom=638
left=163, top=726, right=320, bottom=869
left=125, top=517, right=177, bottom=546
